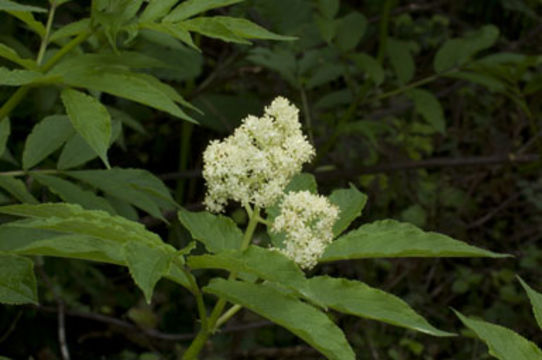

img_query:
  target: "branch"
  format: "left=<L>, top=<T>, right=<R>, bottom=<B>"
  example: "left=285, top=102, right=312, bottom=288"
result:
left=36, top=306, right=272, bottom=342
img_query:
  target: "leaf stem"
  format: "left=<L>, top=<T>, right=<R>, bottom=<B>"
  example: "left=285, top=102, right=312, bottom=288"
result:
left=36, top=1, right=57, bottom=66
left=182, top=207, right=260, bottom=359
left=0, top=30, right=90, bottom=121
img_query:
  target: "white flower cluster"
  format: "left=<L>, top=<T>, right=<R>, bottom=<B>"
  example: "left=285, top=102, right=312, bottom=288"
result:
left=272, top=191, right=339, bottom=270
left=202, top=97, right=315, bottom=212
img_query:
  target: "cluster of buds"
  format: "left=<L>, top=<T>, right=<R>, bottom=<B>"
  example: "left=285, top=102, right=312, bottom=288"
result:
left=202, top=97, right=338, bottom=269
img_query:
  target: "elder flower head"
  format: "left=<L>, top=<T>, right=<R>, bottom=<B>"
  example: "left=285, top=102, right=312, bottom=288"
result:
left=272, top=191, right=339, bottom=270
left=202, top=97, right=315, bottom=212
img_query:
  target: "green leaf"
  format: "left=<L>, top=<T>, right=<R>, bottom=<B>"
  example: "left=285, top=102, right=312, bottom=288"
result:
left=56, top=119, right=121, bottom=170
left=406, top=89, right=446, bottom=134
left=0, top=203, right=164, bottom=247
left=139, top=0, right=178, bottom=22
left=188, top=246, right=325, bottom=306
left=0, top=176, right=38, bottom=204
left=335, top=11, right=367, bottom=51
left=329, top=185, right=368, bottom=237
left=0, top=226, right=58, bottom=252
left=308, top=276, right=453, bottom=336
left=6, top=11, right=45, bottom=37
left=386, top=38, right=415, bottom=84
left=445, top=71, right=506, bottom=92
left=49, top=18, right=90, bottom=42
left=0, top=67, right=42, bottom=86
left=67, top=168, right=176, bottom=220
left=518, top=277, right=542, bottom=331
left=204, top=279, right=355, bottom=360
left=248, top=47, right=298, bottom=87
left=434, top=25, right=499, bottom=73
left=60, top=88, right=111, bottom=169
left=306, top=62, right=343, bottom=89
left=349, top=53, right=385, bottom=85
left=50, top=62, right=195, bottom=122
left=22, top=115, right=74, bottom=170
left=123, top=241, right=172, bottom=303
left=177, top=207, right=243, bottom=252
left=0, top=43, right=37, bottom=69
left=321, top=220, right=507, bottom=262
left=317, top=0, right=339, bottom=18
left=163, top=0, right=244, bottom=22
left=140, top=22, right=198, bottom=50
left=0, top=0, right=46, bottom=12
left=455, top=310, right=542, bottom=360
left=204, top=16, right=296, bottom=41
left=0, top=117, right=11, bottom=157
left=0, top=253, right=37, bottom=305
left=10, top=233, right=125, bottom=264
left=33, top=174, right=116, bottom=214
left=181, top=17, right=249, bottom=44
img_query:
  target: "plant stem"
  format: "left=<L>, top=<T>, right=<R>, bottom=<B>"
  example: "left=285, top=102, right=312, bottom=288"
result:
left=36, top=1, right=57, bottom=66
left=214, top=304, right=242, bottom=330
left=0, top=169, right=59, bottom=177
left=182, top=207, right=260, bottom=360
left=376, top=0, right=395, bottom=64
left=0, top=30, right=90, bottom=121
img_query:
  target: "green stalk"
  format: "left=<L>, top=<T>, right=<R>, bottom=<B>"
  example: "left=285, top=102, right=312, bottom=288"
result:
left=0, top=30, right=90, bottom=121
left=376, top=0, right=395, bottom=64
left=36, top=1, right=57, bottom=65
left=182, top=207, right=260, bottom=360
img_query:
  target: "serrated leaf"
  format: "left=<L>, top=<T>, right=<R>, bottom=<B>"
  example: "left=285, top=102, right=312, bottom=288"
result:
left=11, top=233, right=125, bottom=264
left=406, top=88, right=446, bottom=134
left=0, top=67, right=42, bottom=85
left=386, top=38, right=415, bottom=84
left=321, top=220, right=508, bottom=262
left=49, top=18, right=90, bottom=42
left=181, top=17, right=249, bottom=44
left=0, top=117, right=11, bottom=157
left=123, top=241, right=172, bottom=303
left=350, top=53, right=385, bottom=85
left=178, top=207, right=242, bottom=252
left=308, top=276, right=453, bottom=336
left=204, top=279, right=355, bottom=360
left=0, top=43, right=37, bottom=69
left=60, top=88, right=111, bottom=168
left=67, top=168, right=176, bottom=221
left=141, top=22, right=198, bottom=50
left=0, top=253, right=37, bottom=305
left=0, top=176, right=38, bottom=204
left=51, top=62, right=195, bottom=122
left=0, top=0, right=45, bottom=12
left=163, top=0, right=244, bottom=22
left=6, top=11, right=45, bottom=37
left=434, top=25, right=499, bottom=73
left=188, top=246, right=324, bottom=306
left=22, top=115, right=74, bottom=170
left=0, top=203, right=164, bottom=246
left=139, top=0, right=178, bottom=22
left=455, top=310, right=542, bottom=360
left=335, top=11, right=366, bottom=51
left=56, top=119, right=121, bottom=170
left=206, top=16, right=296, bottom=41
left=329, top=186, right=367, bottom=237
left=518, top=277, right=542, bottom=331
left=33, top=174, right=116, bottom=214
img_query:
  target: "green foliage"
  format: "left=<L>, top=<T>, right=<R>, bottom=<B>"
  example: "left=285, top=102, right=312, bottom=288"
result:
left=204, top=278, right=356, bottom=360
left=0, top=252, right=37, bottom=305
left=321, top=220, right=507, bottom=261
left=178, top=207, right=243, bottom=252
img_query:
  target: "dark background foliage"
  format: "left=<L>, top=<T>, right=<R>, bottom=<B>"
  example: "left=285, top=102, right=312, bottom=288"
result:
left=0, top=0, right=541, bottom=359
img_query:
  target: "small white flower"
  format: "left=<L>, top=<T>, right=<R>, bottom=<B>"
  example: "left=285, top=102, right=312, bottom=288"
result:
left=202, top=97, right=315, bottom=212
left=272, top=191, right=339, bottom=270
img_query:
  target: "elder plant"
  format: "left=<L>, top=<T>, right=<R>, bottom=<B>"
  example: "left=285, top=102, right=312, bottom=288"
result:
left=0, top=97, right=509, bottom=359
